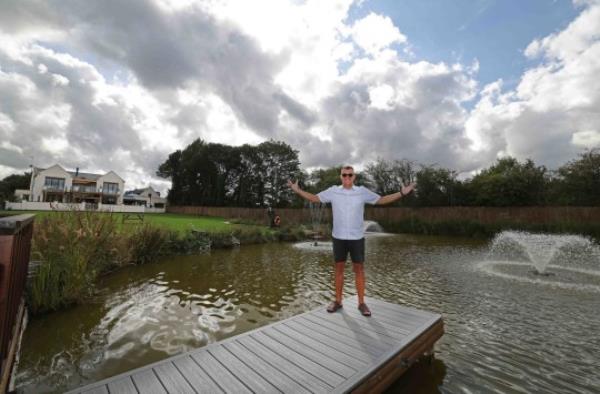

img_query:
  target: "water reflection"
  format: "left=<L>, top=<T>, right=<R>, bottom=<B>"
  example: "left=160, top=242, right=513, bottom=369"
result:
left=15, top=234, right=600, bottom=394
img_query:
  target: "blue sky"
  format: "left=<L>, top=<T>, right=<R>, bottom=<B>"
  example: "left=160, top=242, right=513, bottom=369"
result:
left=351, top=0, right=579, bottom=89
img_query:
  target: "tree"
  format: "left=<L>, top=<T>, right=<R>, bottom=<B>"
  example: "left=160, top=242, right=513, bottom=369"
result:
left=157, top=139, right=301, bottom=207
left=257, top=140, right=301, bottom=207
left=552, top=149, right=600, bottom=206
left=468, top=157, right=547, bottom=206
left=0, top=172, right=31, bottom=202
left=304, top=166, right=370, bottom=195
left=415, top=165, right=461, bottom=206
left=365, top=158, right=415, bottom=196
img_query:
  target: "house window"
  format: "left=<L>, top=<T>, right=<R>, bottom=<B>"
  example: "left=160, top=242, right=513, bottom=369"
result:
left=44, top=177, right=65, bottom=190
left=103, top=182, right=119, bottom=194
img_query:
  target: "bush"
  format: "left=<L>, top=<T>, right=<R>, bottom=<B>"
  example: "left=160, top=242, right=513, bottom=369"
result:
left=28, top=211, right=120, bottom=314
left=380, top=217, right=600, bottom=241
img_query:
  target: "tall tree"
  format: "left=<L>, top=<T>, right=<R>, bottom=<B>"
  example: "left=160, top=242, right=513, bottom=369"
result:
left=365, top=158, right=415, bottom=195
left=468, top=157, right=547, bottom=206
left=415, top=165, right=462, bottom=206
left=552, top=149, right=600, bottom=206
left=258, top=140, right=301, bottom=207
left=157, top=139, right=301, bottom=207
left=0, top=172, right=31, bottom=202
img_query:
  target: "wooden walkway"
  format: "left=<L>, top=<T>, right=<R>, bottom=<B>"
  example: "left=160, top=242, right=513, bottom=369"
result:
left=68, top=296, right=443, bottom=394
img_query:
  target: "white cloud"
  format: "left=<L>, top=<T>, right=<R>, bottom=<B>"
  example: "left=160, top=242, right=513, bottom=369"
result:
left=0, top=0, right=598, bottom=196
left=466, top=1, right=600, bottom=169
left=572, top=130, right=600, bottom=147
left=350, top=12, right=407, bottom=55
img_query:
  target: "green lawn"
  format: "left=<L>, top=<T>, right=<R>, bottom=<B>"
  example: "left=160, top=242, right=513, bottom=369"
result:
left=137, top=213, right=234, bottom=232
left=0, top=210, right=240, bottom=233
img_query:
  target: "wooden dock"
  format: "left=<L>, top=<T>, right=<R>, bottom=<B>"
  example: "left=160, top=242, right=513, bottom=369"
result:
left=68, top=296, right=443, bottom=394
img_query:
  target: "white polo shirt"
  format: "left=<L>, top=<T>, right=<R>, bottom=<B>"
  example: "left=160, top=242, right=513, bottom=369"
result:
left=317, top=185, right=381, bottom=240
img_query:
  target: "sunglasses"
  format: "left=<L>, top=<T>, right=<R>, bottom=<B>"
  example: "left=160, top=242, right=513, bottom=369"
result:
left=341, top=173, right=354, bottom=178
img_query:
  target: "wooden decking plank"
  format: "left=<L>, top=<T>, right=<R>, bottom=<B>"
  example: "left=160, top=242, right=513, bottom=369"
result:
left=131, top=369, right=167, bottom=394
left=311, top=309, right=406, bottom=341
left=300, top=313, right=395, bottom=351
left=207, top=346, right=279, bottom=394
left=107, top=376, right=138, bottom=394
left=251, top=331, right=345, bottom=387
left=332, top=315, right=443, bottom=393
left=237, top=335, right=333, bottom=393
left=81, top=386, right=109, bottom=394
left=284, top=320, right=380, bottom=362
left=224, top=341, right=311, bottom=394
left=340, top=302, right=428, bottom=330
left=172, top=355, right=224, bottom=393
left=191, top=351, right=252, bottom=393
left=68, top=297, right=444, bottom=394
left=153, top=362, right=196, bottom=394
left=366, top=297, right=439, bottom=321
left=293, top=315, right=385, bottom=357
left=326, top=305, right=423, bottom=333
left=273, top=323, right=369, bottom=369
left=262, top=327, right=357, bottom=378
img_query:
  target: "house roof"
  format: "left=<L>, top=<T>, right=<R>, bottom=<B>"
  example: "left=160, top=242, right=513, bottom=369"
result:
left=123, top=194, right=147, bottom=201
left=69, top=172, right=101, bottom=181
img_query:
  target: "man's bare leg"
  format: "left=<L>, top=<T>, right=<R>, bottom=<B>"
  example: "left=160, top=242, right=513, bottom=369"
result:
left=327, top=262, right=345, bottom=312
left=335, top=261, right=345, bottom=303
left=354, top=263, right=371, bottom=316
left=353, top=262, right=365, bottom=304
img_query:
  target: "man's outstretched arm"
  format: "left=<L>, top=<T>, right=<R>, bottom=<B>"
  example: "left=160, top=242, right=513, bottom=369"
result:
left=288, top=180, right=320, bottom=203
left=376, top=182, right=416, bottom=205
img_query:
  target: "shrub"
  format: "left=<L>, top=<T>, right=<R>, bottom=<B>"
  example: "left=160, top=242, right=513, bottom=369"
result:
left=28, top=211, right=120, bottom=314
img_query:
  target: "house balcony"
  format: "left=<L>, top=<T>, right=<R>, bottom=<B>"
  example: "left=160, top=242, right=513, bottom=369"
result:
left=42, top=186, right=66, bottom=193
left=71, top=185, right=98, bottom=193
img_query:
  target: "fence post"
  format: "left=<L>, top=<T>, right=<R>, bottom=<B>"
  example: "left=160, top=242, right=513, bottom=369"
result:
left=0, top=214, right=34, bottom=394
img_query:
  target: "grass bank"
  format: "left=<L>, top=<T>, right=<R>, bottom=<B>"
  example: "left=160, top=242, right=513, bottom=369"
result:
left=1, top=210, right=232, bottom=232
left=9, top=210, right=304, bottom=314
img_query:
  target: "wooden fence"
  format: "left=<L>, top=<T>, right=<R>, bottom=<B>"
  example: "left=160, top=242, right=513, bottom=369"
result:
left=168, top=205, right=600, bottom=226
left=0, top=214, right=34, bottom=393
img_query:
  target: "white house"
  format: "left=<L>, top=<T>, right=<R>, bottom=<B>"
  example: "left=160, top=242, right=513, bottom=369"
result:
left=8, top=165, right=166, bottom=213
left=123, top=186, right=166, bottom=208
left=26, top=164, right=125, bottom=205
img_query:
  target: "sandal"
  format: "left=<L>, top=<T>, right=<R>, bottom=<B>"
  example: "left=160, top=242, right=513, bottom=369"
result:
left=327, top=301, right=343, bottom=313
left=358, top=303, right=371, bottom=317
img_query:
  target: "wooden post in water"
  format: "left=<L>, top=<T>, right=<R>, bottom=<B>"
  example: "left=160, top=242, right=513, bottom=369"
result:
left=0, top=214, right=34, bottom=394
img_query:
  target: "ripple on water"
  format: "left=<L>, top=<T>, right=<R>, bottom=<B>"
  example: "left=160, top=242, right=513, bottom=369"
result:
left=15, top=236, right=600, bottom=394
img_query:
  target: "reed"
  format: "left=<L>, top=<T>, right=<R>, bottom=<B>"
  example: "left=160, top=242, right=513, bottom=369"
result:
left=26, top=210, right=304, bottom=314
left=28, top=211, right=121, bottom=314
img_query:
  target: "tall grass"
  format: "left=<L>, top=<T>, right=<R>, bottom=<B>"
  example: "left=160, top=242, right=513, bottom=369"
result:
left=26, top=210, right=303, bottom=314
left=28, top=211, right=121, bottom=314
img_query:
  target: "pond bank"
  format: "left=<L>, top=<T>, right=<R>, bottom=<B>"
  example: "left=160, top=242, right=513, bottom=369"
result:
left=25, top=211, right=305, bottom=315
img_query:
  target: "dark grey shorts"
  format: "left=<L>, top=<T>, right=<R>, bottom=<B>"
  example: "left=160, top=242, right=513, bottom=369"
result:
left=332, top=237, right=365, bottom=263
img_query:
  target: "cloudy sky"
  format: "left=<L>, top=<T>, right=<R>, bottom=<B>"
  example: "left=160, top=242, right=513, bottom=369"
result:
left=1, top=0, right=599, bottom=192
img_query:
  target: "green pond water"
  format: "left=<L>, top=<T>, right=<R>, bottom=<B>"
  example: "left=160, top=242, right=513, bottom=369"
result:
left=14, top=233, right=600, bottom=393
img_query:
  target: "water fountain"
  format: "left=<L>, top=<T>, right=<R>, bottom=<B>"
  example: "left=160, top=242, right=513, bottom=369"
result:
left=364, top=220, right=385, bottom=234
left=293, top=202, right=332, bottom=251
left=479, top=230, right=600, bottom=292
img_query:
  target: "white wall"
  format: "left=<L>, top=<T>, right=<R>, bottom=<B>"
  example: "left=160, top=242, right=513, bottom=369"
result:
left=31, top=165, right=72, bottom=202
left=6, top=202, right=83, bottom=211
left=5, top=201, right=165, bottom=213
left=97, top=171, right=125, bottom=204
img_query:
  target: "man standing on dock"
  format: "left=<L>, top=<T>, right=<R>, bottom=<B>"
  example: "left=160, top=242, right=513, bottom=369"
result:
left=288, top=165, right=415, bottom=316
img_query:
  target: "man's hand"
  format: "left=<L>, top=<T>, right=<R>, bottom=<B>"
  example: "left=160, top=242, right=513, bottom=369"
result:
left=401, top=182, right=416, bottom=196
left=287, top=179, right=300, bottom=192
